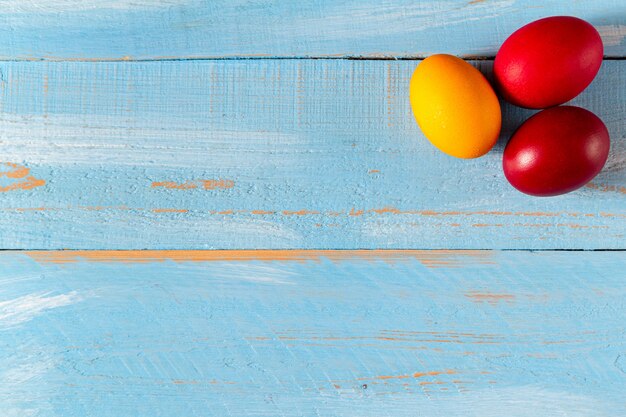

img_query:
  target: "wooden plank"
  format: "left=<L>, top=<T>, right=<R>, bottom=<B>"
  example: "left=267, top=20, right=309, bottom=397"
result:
left=1, top=250, right=624, bottom=416
left=0, top=60, right=623, bottom=249
left=0, top=1, right=624, bottom=60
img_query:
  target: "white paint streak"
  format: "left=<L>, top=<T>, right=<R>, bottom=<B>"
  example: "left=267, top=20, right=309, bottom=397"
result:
left=45, top=211, right=303, bottom=247
left=281, top=1, right=516, bottom=41
left=0, top=353, right=56, bottom=416
left=0, top=0, right=185, bottom=13
left=0, top=114, right=302, bottom=168
left=1, top=355, right=55, bottom=386
left=597, top=24, right=626, bottom=47
left=0, top=291, right=82, bottom=329
left=441, top=386, right=616, bottom=417
left=4, top=409, right=37, bottom=417
left=141, top=216, right=302, bottom=248
left=212, top=263, right=297, bottom=285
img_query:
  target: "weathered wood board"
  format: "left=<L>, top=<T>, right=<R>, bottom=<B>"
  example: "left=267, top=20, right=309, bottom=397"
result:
left=0, top=0, right=624, bottom=59
left=0, top=1, right=624, bottom=415
left=1, top=250, right=624, bottom=416
left=0, top=60, right=623, bottom=249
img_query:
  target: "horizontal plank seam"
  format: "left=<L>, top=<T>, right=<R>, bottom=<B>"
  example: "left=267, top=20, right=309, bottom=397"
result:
left=0, top=56, right=624, bottom=63
left=2, top=249, right=625, bottom=252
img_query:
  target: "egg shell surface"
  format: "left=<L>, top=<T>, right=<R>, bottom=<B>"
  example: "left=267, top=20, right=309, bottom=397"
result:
left=494, top=16, right=603, bottom=109
left=503, top=106, right=610, bottom=197
left=410, top=54, right=501, bottom=159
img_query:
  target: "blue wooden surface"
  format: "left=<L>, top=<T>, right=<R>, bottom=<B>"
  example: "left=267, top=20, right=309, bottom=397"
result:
left=1, top=250, right=625, bottom=416
left=0, top=0, right=624, bottom=59
left=0, top=60, right=623, bottom=249
left=0, top=1, right=625, bottom=415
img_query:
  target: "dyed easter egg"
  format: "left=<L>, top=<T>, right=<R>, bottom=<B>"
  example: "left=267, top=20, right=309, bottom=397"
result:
left=494, top=16, right=603, bottom=109
left=410, top=54, right=501, bottom=159
left=503, top=106, right=610, bottom=196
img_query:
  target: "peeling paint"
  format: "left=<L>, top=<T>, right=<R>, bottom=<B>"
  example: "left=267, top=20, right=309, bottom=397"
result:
left=26, top=249, right=495, bottom=267
left=0, top=163, right=45, bottom=192
left=585, top=182, right=626, bottom=195
left=151, top=179, right=234, bottom=190
left=464, top=292, right=515, bottom=305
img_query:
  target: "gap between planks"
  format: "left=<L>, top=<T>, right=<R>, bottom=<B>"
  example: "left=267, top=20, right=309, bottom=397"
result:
left=0, top=56, right=624, bottom=63
left=5, top=249, right=625, bottom=254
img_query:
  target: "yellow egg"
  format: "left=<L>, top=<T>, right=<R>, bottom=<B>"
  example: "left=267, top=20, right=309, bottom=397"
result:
left=409, top=54, right=501, bottom=159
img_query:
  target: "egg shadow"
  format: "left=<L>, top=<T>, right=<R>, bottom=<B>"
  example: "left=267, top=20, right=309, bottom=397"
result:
left=472, top=50, right=625, bottom=189
left=471, top=13, right=625, bottom=157
left=472, top=60, right=537, bottom=155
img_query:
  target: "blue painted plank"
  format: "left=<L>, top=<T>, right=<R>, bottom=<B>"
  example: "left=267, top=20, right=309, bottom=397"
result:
left=0, top=250, right=624, bottom=416
left=0, top=60, right=623, bottom=249
left=0, top=1, right=623, bottom=60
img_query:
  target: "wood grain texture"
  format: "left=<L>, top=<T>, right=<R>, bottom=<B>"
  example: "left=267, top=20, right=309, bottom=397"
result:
left=0, top=60, right=623, bottom=249
left=0, top=0, right=623, bottom=60
left=1, top=250, right=625, bottom=416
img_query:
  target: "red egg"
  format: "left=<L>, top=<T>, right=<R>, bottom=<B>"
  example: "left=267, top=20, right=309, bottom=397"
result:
left=503, top=106, right=610, bottom=196
left=494, top=16, right=603, bottom=109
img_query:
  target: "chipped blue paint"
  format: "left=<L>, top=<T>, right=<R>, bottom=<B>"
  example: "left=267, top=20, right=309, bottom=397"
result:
left=0, top=250, right=625, bottom=416
left=0, top=60, right=623, bottom=249
left=0, top=0, right=624, bottom=59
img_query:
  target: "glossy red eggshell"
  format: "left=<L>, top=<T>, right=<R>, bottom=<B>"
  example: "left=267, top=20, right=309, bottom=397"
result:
left=495, top=16, right=603, bottom=109
left=503, top=106, right=610, bottom=197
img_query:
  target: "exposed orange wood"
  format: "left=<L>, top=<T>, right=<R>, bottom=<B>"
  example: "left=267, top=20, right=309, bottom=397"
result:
left=349, top=208, right=364, bottom=216
left=250, top=210, right=275, bottom=215
left=282, top=210, right=320, bottom=216
left=200, top=179, right=235, bottom=190
left=371, top=207, right=403, bottom=215
left=151, top=179, right=234, bottom=190
left=1, top=162, right=30, bottom=179
left=360, top=370, right=456, bottom=381
left=0, top=175, right=46, bottom=192
left=3, top=203, right=623, bottom=219
left=0, top=163, right=46, bottom=192
left=465, top=292, right=515, bottom=305
left=15, top=207, right=47, bottom=212
left=585, top=182, right=626, bottom=194
left=26, top=249, right=495, bottom=266
left=151, top=181, right=197, bottom=190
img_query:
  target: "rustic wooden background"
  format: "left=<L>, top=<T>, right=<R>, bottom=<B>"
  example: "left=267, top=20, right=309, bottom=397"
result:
left=0, top=1, right=624, bottom=416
